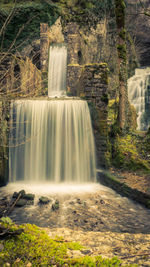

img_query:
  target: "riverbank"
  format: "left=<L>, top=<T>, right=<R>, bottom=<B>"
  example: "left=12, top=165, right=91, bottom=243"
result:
left=98, top=169, right=150, bottom=209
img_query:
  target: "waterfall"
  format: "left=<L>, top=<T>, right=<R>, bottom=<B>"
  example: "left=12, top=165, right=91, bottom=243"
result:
left=9, top=100, right=96, bottom=183
left=128, top=67, right=150, bottom=130
left=9, top=42, right=97, bottom=184
left=48, top=44, right=67, bottom=97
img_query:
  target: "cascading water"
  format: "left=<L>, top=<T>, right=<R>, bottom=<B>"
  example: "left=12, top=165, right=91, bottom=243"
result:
left=128, top=67, right=150, bottom=130
left=48, top=43, right=67, bottom=97
left=9, top=100, right=96, bottom=183
left=9, top=43, right=96, bottom=183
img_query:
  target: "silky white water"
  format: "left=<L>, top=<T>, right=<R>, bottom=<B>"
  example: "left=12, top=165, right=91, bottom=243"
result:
left=48, top=43, right=67, bottom=97
left=9, top=99, right=96, bottom=183
left=128, top=67, right=150, bottom=130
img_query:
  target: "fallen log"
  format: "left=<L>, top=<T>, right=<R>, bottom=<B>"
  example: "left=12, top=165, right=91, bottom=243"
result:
left=0, top=225, right=24, bottom=238
left=1, top=192, right=22, bottom=218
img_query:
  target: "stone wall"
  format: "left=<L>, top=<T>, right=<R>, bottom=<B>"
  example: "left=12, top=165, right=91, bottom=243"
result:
left=68, top=63, right=109, bottom=168
left=67, top=63, right=109, bottom=168
left=81, top=64, right=109, bottom=168
left=67, top=65, right=83, bottom=96
left=1, top=55, right=42, bottom=98
left=0, top=55, right=42, bottom=186
left=19, top=57, right=42, bottom=96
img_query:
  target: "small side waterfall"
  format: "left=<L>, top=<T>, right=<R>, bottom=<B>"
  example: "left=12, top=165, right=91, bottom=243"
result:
left=48, top=44, right=67, bottom=97
left=9, top=100, right=96, bottom=183
left=128, top=67, right=150, bottom=130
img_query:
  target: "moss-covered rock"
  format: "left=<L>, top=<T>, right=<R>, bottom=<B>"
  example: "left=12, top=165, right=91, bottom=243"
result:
left=112, top=133, right=150, bottom=173
left=15, top=199, right=28, bottom=207
left=52, top=200, right=59, bottom=211
left=0, top=218, right=135, bottom=266
left=39, top=196, right=51, bottom=204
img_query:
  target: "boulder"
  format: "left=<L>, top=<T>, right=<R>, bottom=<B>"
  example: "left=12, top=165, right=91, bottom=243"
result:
left=15, top=199, right=27, bottom=207
left=39, top=196, right=50, bottom=205
left=52, top=200, right=59, bottom=211
left=23, top=194, right=35, bottom=200
left=12, top=190, right=26, bottom=198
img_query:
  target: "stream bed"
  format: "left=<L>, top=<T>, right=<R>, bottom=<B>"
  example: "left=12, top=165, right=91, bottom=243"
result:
left=0, top=182, right=150, bottom=234
left=1, top=182, right=150, bottom=266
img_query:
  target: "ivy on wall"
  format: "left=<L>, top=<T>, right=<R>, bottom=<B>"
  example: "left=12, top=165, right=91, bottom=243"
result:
left=0, top=0, right=115, bottom=53
left=0, top=1, right=59, bottom=52
left=51, top=0, right=114, bottom=27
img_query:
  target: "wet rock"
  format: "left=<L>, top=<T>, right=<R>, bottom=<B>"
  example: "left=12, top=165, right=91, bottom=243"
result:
left=12, top=192, right=18, bottom=198
left=72, top=210, right=77, bottom=214
left=76, top=198, right=82, bottom=204
left=23, top=194, right=35, bottom=200
left=12, top=190, right=26, bottom=198
left=81, top=249, right=91, bottom=255
left=26, top=200, right=34, bottom=206
left=100, top=199, right=105, bottom=204
left=83, top=201, right=87, bottom=207
left=15, top=199, right=27, bottom=207
left=52, top=200, right=59, bottom=211
left=39, top=197, right=50, bottom=204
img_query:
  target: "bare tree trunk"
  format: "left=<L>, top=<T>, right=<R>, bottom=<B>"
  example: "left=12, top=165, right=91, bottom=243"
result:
left=115, top=0, right=128, bottom=132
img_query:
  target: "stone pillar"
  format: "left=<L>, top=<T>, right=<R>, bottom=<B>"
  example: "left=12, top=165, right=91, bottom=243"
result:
left=65, top=23, right=81, bottom=65
left=81, top=63, right=109, bottom=168
left=40, top=23, right=49, bottom=94
left=66, top=62, right=109, bottom=167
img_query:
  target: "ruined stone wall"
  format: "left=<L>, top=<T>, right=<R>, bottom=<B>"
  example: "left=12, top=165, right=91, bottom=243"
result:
left=41, top=19, right=109, bottom=168
left=19, top=57, right=42, bottom=96
left=4, top=57, right=42, bottom=97
left=81, top=64, right=109, bottom=168
left=67, top=64, right=109, bottom=168
left=0, top=56, right=42, bottom=186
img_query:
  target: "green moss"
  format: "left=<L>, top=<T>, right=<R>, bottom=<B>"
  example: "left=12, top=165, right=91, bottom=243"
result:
left=67, top=255, right=124, bottom=266
left=119, top=29, right=126, bottom=40
left=60, top=0, right=114, bottom=28
left=117, top=44, right=127, bottom=61
left=0, top=219, right=134, bottom=266
left=112, top=134, right=150, bottom=172
left=115, top=0, right=126, bottom=28
left=108, top=98, right=119, bottom=125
